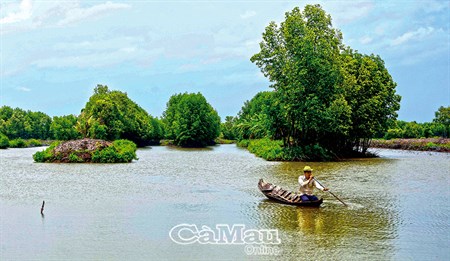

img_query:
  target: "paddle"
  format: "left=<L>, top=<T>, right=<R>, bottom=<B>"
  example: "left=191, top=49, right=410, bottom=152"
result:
left=313, top=178, right=348, bottom=207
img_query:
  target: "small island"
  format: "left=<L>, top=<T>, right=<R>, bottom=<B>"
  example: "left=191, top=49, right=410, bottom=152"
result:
left=33, top=138, right=138, bottom=163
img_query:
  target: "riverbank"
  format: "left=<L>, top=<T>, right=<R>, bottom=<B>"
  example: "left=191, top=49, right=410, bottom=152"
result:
left=370, top=138, right=450, bottom=152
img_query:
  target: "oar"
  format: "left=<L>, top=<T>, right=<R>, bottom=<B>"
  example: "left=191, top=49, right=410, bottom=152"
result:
left=314, top=178, right=348, bottom=207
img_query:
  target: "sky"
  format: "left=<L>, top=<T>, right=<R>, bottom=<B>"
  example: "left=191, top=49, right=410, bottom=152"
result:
left=1, top=0, right=449, bottom=123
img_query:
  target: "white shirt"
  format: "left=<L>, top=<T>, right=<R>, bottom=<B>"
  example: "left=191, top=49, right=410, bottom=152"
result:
left=298, top=175, right=325, bottom=195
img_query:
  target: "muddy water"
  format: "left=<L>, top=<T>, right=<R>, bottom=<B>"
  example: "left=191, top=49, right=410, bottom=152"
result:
left=1, top=146, right=449, bottom=260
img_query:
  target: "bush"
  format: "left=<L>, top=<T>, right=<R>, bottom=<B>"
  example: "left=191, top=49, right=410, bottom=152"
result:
left=68, top=153, right=83, bottom=163
left=91, top=139, right=137, bottom=163
left=236, top=139, right=250, bottom=148
left=240, top=138, right=333, bottom=161
left=0, top=133, right=9, bottom=149
left=33, top=141, right=61, bottom=162
left=26, top=139, right=43, bottom=147
left=247, top=138, right=284, bottom=161
left=9, top=138, right=26, bottom=148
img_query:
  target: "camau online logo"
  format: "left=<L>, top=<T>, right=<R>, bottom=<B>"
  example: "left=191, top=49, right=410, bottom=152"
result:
left=169, top=224, right=281, bottom=245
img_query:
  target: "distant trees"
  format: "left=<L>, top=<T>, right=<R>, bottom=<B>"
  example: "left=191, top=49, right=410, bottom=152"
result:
left=220, top=116, right=238, bottom=140
left=383, top=106, right=450, bottom=139
left=0, top=106, right=52, bottom=140
left=163, top=92, right=220, bottom=147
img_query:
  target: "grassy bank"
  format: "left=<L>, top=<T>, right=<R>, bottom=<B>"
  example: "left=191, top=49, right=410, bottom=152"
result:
left=370, top=138, right=450, bottom=152
left=237, top=138, right=333, bottom=161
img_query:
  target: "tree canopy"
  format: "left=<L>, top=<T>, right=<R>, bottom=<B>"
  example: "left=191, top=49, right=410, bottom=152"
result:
left=249, top=4, right=402, bottom=157
left=0, top=106, right=52, bottom=140
left=78, top=85, right=162, bottom=146
left=163, top=92, right=220, bottom=147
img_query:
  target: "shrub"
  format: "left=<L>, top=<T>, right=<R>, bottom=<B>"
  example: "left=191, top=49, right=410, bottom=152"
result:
left=68, top=153, right=83, bottom=163
left=0, top=133, right=9, bottom=149
left=9, top=138, right=26, bottom=148
left=236, top=139, right=250, bottom=148
left=26, top=139, right=43, bottom=147
left=33, top=141, right=61, bottom=162
left=91, top=139, right=137, bottom=163
left=247, top=138, right=284, bottom=161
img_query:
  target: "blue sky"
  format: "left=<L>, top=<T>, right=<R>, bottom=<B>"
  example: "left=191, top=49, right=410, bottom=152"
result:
left=1, top=0, right=449, bottom=122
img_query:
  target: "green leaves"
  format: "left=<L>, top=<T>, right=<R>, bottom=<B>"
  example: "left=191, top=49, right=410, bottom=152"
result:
left=162, top=92, right=220, bottom=147
left=249, top=4, right=402, bottom=157
left=50, top=115, right=81, bottom=140
left=0, top=106, right=52, bottom=140
left=79, top=84, right=162, bottom=146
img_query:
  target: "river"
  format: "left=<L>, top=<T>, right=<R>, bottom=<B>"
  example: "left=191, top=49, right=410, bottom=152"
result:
left=1, top=145, right=449, bottom=260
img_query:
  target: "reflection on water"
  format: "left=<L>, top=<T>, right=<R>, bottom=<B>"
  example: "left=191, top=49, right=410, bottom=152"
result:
left=0, top=146, right=449, bottom=260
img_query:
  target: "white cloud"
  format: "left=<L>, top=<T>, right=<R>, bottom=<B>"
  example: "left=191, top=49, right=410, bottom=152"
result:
left=16, top=86, right=31, bottom=92
left=56, top=1, right=130, bottom=26
left=240, top=10, right=256, bottom=19
left=324, top=1, right=374, bottom=25
left=359, top=36, right=373, bottom=45
left=391, top=27, right=435, bottom=46
left=0, top=0, right=32, bottom=24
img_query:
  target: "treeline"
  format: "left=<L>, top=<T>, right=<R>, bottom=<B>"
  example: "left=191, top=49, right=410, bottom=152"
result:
left=1, top=85, right=220, bottom=148
left=381, top=106, right=449, bottom=139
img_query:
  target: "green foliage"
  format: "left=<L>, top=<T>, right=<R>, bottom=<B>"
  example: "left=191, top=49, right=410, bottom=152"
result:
left=50, top=115, right=81, bottom=140
left=243, top=138, right=332, bottom=161
left=235, top=92, right=286, bottom=141
left=68, top=153, right=83, bottom=163
left=78, top=85, right=161, bottom=146
left=221, top=116, right=238, bottom=140
left=340, top=48, right=401, bottom=152
left=247, top=4, right=401, bottom=159
left=236, top=139, right=250, bottom=148
left=0, top=106, right=52, bottom=140
left=247, top=138, right=284, bottom=161
left=251, top=5, right=347, bottom=148
left=0, top=133, right=9, bottom=149
left=433, top=106, right=449, bottom=138
left=383, top=116, right=449, bottom=139
left=91, top=139, right=138, bottom=163
left=26, top=139, right=43, bottom=147
left=162, top=92, right=220, bottom=147
left=33, top=141, right=61, bottom=162
left=9, top=138, right=26, bottom=148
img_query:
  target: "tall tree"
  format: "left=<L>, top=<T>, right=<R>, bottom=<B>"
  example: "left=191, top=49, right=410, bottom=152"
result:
left=341, top=48, right=401, bottom=152
left=251, top=4, right=350, bottom=149
left=250, top=4, right=401, bottom=157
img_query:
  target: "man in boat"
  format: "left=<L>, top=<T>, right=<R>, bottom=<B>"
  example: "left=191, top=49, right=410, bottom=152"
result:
left=298, top=166, right=328, bottom=202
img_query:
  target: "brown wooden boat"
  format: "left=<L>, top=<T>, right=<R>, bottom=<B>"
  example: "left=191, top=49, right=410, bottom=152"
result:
left=258, top=179, right=323, bottom=207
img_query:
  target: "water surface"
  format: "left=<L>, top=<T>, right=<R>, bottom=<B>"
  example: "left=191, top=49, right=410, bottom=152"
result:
left=1, top=145, right=449, bottom=260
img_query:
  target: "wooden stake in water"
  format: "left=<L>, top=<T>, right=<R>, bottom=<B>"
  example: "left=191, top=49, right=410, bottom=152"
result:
left=41, top=201, right=45, bottom=215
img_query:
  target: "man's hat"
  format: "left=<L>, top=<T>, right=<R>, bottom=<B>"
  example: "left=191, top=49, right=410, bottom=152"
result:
left=303, top=166, right=313, bottom=172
